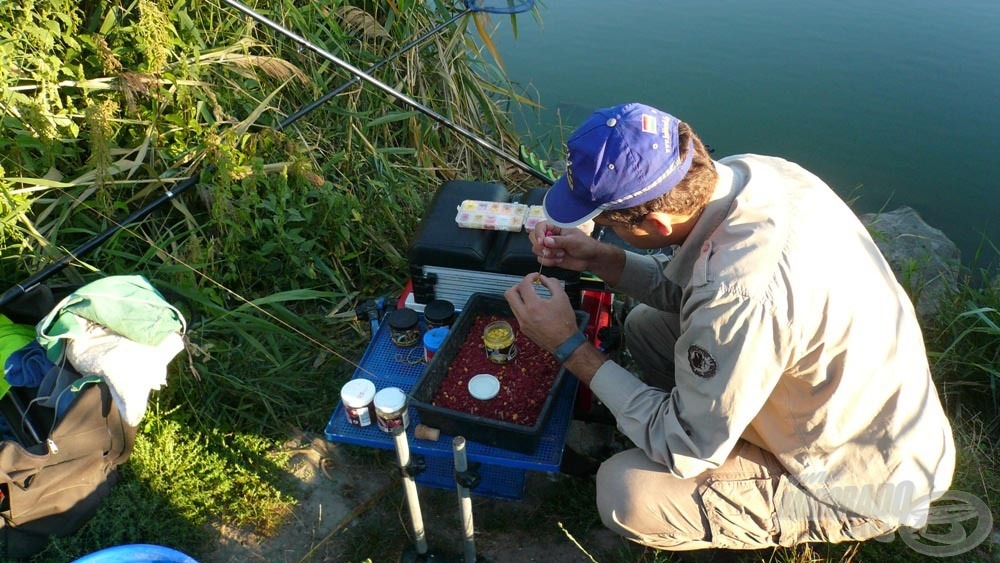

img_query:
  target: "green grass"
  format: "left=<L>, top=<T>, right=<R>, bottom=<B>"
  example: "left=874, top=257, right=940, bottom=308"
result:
left=3, top=1, right=999, bottom=562
left=38, top=416, right=296, bottom=561
left=2, top=0, right=539, bottom=560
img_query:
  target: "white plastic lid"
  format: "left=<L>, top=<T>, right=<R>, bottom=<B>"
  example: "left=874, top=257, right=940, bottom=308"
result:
left=341, top=378, right=376, bottom=408
left=468, top=374, right=500, bottom=400
left=373, top=387, right=408, bottom=414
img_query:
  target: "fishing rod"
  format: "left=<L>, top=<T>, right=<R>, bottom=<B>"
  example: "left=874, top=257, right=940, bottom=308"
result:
left=279, top=7, right=472, bottom=129
left=224, top=0, right=555, bottom=185
left=0, top=5, right=484, bottom=309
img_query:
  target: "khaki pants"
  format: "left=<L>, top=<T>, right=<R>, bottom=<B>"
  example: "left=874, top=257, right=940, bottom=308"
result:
left=594, top=305, right=897, bottom=551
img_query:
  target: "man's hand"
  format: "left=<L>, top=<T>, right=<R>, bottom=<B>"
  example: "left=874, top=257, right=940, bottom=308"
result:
left=531, top=220, right=627, bottom=286
left=506, top=273, right=608, bottom=386
left=530, top=221, right=601, bottom=273
left=504, top=274, right=578, bottom=354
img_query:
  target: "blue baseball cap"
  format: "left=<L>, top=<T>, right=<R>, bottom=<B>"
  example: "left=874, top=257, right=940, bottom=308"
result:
left=542, top=103, right=694, bottom=228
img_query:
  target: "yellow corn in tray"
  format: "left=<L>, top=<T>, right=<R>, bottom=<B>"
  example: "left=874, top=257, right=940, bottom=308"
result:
left=455, top=200, right=528, bottom=232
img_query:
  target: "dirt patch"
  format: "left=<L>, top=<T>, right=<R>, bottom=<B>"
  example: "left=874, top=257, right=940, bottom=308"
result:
left=203, top=420, right=1000, bottom=563
left=204, top=433, right=394, bottom=563
left=203, top=423, right=631, bottom=563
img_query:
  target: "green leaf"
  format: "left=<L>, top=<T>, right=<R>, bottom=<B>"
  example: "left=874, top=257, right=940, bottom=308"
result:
left=365, top=110, right=421, bottom=128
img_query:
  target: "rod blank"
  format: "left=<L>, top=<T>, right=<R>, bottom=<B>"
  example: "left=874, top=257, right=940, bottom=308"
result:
left=224, top=0, right=554, bottom=184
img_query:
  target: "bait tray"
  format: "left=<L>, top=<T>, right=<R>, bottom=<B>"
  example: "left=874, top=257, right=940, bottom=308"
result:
left=409, top=293, right=587, bottom=454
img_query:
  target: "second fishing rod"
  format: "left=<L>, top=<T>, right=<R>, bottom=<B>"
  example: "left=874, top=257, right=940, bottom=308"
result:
left=224, top=0, right=554, bottom=186
left=0, top=3, right=500, bottom=308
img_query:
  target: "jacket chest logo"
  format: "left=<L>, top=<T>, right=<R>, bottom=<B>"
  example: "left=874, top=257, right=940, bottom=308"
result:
left=687, top=345, right=718, bottom=378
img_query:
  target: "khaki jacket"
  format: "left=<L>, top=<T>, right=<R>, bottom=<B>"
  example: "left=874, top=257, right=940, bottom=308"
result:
left=590, top=154, right=955, bottom=526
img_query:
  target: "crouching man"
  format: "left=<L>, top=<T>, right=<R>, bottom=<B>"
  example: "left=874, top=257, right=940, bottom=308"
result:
left=505, top=103, right=955, bottom=551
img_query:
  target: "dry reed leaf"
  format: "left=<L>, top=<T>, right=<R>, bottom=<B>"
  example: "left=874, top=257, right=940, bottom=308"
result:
left=231, top=83, right=288, bottom=136
left=194, top=41, right=308, bottom=84
left=325, top=294, right=358, bottom=319
left=222, top=54, right=309, bottom=84
left=29, top=143, right=151, bottom=239
left=472, top=12, right=505, bottom=74
left=335, top=6, right=390, bottom=41
left=300, top=169, right=326, bottom=187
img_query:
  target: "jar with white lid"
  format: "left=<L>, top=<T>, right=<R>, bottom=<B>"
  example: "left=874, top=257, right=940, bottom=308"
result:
left=373, top=386, right=410, bottom=433
left=341, top=378, right=376, bottom=427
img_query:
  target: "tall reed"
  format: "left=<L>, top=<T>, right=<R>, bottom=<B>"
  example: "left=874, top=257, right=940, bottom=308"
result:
left=3, top=0, right=540, bottom=557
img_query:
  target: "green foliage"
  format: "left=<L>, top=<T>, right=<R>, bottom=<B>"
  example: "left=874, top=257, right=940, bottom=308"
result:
left=926, top=272, right=1000, bottom=430
left=35, top=467, right=211, bottom=562
left=133, top=414, right=294, bottom=533
left=3, top=0, right=538, bottom=558
left=0, top=0, right=85, bottom=171
left=32, top=411, right=296, bottom=561
left=9, top=1, right=994, bottom=561
left=160, top=284, right=366, bottom=433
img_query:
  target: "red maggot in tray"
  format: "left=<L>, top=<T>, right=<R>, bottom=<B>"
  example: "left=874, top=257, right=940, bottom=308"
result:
left=430, top=315, right=559, bottom=426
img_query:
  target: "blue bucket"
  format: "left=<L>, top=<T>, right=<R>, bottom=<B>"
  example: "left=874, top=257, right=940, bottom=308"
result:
left=73, top=544, right=198, bottom=563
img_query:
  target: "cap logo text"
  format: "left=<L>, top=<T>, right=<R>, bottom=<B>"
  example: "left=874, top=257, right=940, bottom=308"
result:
left=661, top=116, right=673, bottom=153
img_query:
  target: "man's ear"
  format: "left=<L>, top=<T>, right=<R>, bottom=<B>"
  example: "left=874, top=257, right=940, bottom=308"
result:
left=643, top=212, right=674, bottom=236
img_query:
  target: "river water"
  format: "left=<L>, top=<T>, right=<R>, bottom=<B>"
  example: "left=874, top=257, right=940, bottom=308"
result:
left=492, top=0, right=999, bottom=268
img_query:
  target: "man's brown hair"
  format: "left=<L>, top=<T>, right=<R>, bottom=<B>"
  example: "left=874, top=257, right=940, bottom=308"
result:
left=600, top=122, right=717, bottom=225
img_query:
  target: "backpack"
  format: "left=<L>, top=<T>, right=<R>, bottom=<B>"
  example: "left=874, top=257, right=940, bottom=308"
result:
left=0, top=285, right=136, bottom=558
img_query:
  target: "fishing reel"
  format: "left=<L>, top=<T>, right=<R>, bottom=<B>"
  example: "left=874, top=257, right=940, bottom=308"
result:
left=355, top=297, right=394, bottom=339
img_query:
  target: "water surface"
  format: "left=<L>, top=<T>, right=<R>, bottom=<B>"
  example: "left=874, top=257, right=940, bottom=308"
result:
left=492, top=0, right=999, bottom=267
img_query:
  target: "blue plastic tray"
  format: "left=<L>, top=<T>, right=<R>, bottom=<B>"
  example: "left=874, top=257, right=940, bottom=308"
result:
left=415, top=455, right=527, bottom=501
left=325, top=316, right=577, bottom=477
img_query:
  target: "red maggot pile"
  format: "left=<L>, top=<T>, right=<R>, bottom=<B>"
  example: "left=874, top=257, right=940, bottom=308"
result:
left=431, top=315, right=559, bottom=426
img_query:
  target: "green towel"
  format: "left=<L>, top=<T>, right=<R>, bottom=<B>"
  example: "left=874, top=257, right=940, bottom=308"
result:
left=36, top=275, right=186, bottom=363
left=0, top=314, right=37, bottom=398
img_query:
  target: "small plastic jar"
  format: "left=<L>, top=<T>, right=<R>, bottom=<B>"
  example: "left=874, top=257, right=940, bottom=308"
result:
left=422, top=327, right=450, bottom=363
left=423, top=299, right=456, bottom=329
left=373, top=387, right=410, bottom=433
left=387, top=308, right=421, bottom=347
left=482, top=320, right=517, bottom=364
left=340, top=378, right=376, bottom=428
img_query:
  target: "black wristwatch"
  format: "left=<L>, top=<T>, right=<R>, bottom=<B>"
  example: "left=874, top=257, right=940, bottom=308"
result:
left=553, top=332, right=588, bottom=363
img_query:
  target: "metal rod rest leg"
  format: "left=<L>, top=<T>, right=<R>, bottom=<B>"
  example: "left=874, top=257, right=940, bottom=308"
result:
left=453, top=436, right=476, bottom=563
left=392, top=427, right=428, bottom=554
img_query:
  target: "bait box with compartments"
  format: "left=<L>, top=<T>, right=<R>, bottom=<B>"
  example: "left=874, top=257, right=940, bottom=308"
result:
left=405, top=181, right=580, bottom=310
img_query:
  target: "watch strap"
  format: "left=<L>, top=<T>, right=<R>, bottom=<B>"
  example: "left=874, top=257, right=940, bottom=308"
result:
left=553, top=331, right=588, bottom=363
